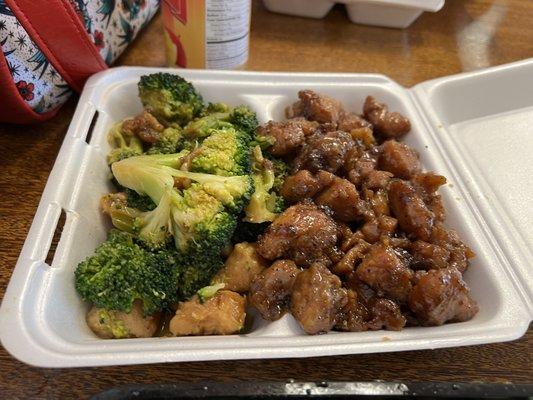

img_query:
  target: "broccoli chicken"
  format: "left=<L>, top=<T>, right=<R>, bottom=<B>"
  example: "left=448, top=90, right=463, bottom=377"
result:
left=75, top=72, right=288, bottom=339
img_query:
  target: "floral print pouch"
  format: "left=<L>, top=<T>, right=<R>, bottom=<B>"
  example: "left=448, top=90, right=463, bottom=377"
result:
left=0, top=0, right=159, bottom=124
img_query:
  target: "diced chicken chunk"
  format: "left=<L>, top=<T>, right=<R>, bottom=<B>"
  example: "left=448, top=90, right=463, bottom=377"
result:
left=288, top=117, right=320, bottom=136
left=332, top=236, right=371, bottom=276
left=86, top=300, right=159, bottom=339
left=169, top=291, right=246, bottom=336
left=257, top=203, right=339, bottom=267
left=379, top=140, right=421, bottom=179
left=409, top=268, right=478, bottom=326
left=364, top=170, right=393, bottom=190
left=293, top=130, right=355, bottom=174
left=389, top=180, right=434, bottom=241
left=213, top=242, right=268, bottom=293
left=338, top=112, right=372, bottom=132
left=356, top=244, right=414, bottom=303
left=296, top=90, right=344, bottom=123
left=363, top=96, right=411, bottom=138
left=280, top=170, right=322, bottom=203
left=410, top=240, right=450, bottom=270
left=315, top=177, right=366, bottom=222
left=335, top=289, right=369, bottom=332
left=257, top=120, right=305, bottom=157
left=360, top=215, right=397, bottom=243
left=430, top=224, right=475, bottom=273
left=249, top=260, right=301, bottom=321
left=291, top=264, right=348, bottom=334
left=365, top=298, right=406, bottom=331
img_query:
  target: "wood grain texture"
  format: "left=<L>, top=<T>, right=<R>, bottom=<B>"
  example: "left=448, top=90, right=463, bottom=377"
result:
left=0, top=1, right=532, bottom=398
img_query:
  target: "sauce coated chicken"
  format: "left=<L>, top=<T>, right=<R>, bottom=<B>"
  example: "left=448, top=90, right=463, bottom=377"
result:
left=252, top=90, right=477, bottom=335
left=257, top=202, right=340, bottom=267
left=249, top=260, right=301, bottom=321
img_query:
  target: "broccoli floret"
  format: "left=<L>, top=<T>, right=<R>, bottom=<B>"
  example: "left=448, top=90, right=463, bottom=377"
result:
left=244, top=146, right=285, bottom=223
left=176, top=251, right=225, bottom=300
left=75, top=230, right=224, bottom=315
left=146, top=127, right=183, bottom=155
left=107, top=122, right=144, bottom=164
left=125, top=188, right=156, bottom=211
left=172, top=170, right=253, bottom=214
left=203, top=102, right=230, bottom=115
left=269, top=155, right=289, bottom=193
left=189, top=126, right=252, bottom=177
left=138, top=73, right=204, bottom=126
left=228, top=105, right=258, bottom=139
left=170, top=184, right=239, bottom=255
left=197, top=283, right=225, bottom=303
left=111, top=153, right=252, bottom=253
left=183, top=113, right=233, bottom=139
left=107, top=191, right=173, bottom=249
left=74, top=230, right=180, bottom=315
left=181, top=104, right=257, bottom=148
left=251, top=134, right=275, bottom=152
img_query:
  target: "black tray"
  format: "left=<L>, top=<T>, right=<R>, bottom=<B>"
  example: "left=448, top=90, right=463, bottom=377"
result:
left=92, top=381, right=533, bottom=399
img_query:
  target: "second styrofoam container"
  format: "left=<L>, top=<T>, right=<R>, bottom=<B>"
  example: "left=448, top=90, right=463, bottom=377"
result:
left=262, top=0, right=445, bottom=28
left=0, top=60, right=532, bottom=367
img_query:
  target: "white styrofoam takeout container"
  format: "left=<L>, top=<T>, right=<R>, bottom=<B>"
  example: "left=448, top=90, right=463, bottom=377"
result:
left=262, top=0, right=445, bottom=28
left=1, top=60, right=532, bottom=367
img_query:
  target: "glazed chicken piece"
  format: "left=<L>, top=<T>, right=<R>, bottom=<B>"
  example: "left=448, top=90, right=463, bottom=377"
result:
left=363, top=96, right=411, bottom=139
left=122, top=110, right=164, bottom=144
left=281, top=170, right=357, bottom=209
left=339, top=275, right=407, bottom=332
left=356, top=244, right=414, bottom=303
left=378, top=140, right=421, bottom=179
left=345, top=149, right=379, bottom=187
left=409, top=240, right=451, bottom=270
left=291, top=90, right=345, bottom=124
left=365, top=298, right=407, bottom=331
left=364, top=187, right=390, bottom=217
left=315, top=176, right=367, bottom=222
left=389, top=179, right=435, bottom=241
left=257, top=120, right=305, bottom=157
left=293, top=130, right=355, bottom=174
left=249, top=260, right=301, bottom=321
left=169, top=290, right=246, bottom=336
left=411, top=173, right=447, bottom=221
left=360, top=215, right=398, bottom=243
left=287, top=117, right=320, bottom=136
left=291, top=263, right=348, bottom=334
left=412, top=172, right=447, bottom=194
left=212, top=242, right=268, bottom=293
left=332, top=236, right=371, bottom=276
left=335, top=290, right=406, bottom=332
left=257, top=203, right=339, bottom=267
left=364, top=170, right=393, bottom=190
left=280, top=170, right=322, bottom=203
left=334, top=289, right=370, bottom=332
left=430, top=224, right=475, bottom=273
left=338, top=112, right=372, bottom=132
left=408, top=268, right=478, bottom=326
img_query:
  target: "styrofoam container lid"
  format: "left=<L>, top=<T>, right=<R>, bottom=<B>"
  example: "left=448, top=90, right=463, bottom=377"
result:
left=0, top=59, right=531, bottom=367
left=262, top=0, right=445, bottom=28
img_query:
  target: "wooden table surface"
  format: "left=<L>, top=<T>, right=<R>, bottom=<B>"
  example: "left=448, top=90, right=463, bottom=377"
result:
left=1, top=1, right=532, bottom=398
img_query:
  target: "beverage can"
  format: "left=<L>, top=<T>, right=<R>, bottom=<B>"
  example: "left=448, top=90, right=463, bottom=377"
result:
left=162, top=0, right=251, bottom=69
